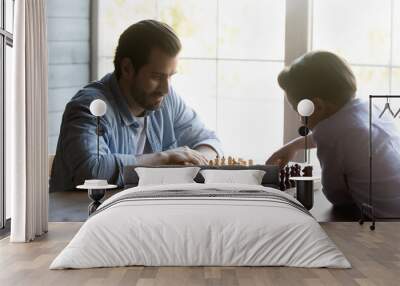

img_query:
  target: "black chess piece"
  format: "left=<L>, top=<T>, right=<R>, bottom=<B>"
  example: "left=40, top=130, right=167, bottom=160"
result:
left=284, top=165, right=291, bottom=189
left=290, top=165, right=296, bottom=187
left=294, top=164, right=301, bottom=177
left=302, top=166, right=313, bottom=177
left=279, top=169, right=285, bottom=191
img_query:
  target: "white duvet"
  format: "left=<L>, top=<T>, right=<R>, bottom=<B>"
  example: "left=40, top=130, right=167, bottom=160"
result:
left=50, top=183, right=351, bottom=269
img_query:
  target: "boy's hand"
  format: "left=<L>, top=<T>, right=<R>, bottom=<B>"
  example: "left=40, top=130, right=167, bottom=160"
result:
left=266, top=135, right=315, bottom=168
left=265, top=144, right=297, bottom=168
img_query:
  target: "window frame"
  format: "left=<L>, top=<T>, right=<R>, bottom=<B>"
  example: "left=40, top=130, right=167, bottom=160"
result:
left=0, top=0, right=14, bottom=229
left=282, top=0, right=312, bottom=149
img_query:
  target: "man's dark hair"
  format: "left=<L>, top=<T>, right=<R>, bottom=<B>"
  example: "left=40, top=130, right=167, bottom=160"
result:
left=114, top=20, right=181, bottom=79
left=278, top=51, right=357, bottom=107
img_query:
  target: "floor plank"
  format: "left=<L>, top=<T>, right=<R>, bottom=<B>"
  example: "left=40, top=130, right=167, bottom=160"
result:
left=1, top=222, right=399, bottom=286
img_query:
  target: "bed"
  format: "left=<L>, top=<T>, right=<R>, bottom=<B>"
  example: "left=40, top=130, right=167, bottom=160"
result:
left=50, top=165, right=350, bottom=269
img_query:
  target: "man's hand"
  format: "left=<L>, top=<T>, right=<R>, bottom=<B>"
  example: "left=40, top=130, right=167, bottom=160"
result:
left=161, top=146, right=209, bottom=165
left=136, top=146, right=209, bottom=166
left=266, top=144, right=298, bottom=168
left=194, top=144, right=218, bottom=161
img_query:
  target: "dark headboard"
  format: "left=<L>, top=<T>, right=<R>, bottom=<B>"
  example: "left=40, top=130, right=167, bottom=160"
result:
left=122, top=165, right=280, bottom=189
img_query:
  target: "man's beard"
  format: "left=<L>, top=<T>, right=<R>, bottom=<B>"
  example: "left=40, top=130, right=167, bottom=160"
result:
left=130, top=85, right=165, bottom=111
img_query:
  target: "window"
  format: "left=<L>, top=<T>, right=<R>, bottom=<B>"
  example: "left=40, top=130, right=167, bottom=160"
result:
left=95, top=0, right=286, bottom=164
left=1, top=0, right=14, bottom=229
left=85, top=0, right=400, bottom=173
left=312, top=0, right=400, bottom=129
left=312, top=0, right=396, bottom=98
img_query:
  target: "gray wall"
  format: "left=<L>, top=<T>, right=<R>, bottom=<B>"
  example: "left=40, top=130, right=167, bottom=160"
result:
left=47, top=0, right=91, bottom=154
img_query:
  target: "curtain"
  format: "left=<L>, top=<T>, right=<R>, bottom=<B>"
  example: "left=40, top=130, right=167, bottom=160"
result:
left=7, top=0, right=49, bottom=242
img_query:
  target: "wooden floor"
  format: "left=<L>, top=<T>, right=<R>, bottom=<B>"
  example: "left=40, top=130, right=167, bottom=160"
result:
left=1, top=222, right=399, bottom=286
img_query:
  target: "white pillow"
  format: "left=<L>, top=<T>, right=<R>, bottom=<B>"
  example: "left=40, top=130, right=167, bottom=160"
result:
left=135, top=167, right=201, bottom=186
left=200, top=169, right=266, bottom=185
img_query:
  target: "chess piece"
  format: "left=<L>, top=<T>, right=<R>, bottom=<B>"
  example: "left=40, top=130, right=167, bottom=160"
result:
left=209, top=160, right=214, bottom=166
left=294, top=164, right=301, bottom=177
left=248, top=159, right=253, bottom=166
left=214, top=155, right=220, bottom=166
left=284, top=165, right=291, bottom=189
left=279, top=169, right=286, bottom=191
left=221, top=156, right=226, bottom=165
left=232, top=158, right=237, bottom=165
left=228, top=156, right=232, bottom=165
left=302, top=166, right=313, bottom=177
left=290, top=165, right=296, bottom=187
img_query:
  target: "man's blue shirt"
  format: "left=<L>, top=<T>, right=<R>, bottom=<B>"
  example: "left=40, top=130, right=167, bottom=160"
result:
left=50, top=73, right=222, bottom=191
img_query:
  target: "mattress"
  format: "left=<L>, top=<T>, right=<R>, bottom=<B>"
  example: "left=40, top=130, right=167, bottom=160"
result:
left=50, top=183, right=350, bottom=269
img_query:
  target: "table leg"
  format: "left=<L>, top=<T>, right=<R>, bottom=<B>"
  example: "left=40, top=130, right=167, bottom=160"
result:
left=88, top=189, right=105, bottom=215
left=296, top=180, right=314, bottom=210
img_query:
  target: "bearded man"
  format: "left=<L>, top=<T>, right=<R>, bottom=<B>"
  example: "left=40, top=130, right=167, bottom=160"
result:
left=50, top=20, right=222, bottom=191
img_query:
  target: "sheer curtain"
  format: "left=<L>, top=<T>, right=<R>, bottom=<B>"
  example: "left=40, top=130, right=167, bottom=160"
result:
left=7, top=0, right=48, bottom=242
